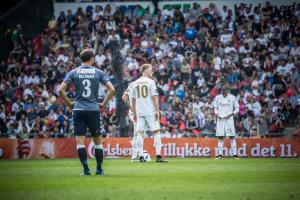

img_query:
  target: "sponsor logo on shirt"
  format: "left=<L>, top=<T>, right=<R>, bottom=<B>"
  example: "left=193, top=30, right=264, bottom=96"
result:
left=77, top=68, right=95, bottom=74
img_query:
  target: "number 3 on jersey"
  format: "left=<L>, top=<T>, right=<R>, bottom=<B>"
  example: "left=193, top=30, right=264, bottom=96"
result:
left=82, top=79, right=91, bottom=97
left=136, top=85, right=148, bottom=98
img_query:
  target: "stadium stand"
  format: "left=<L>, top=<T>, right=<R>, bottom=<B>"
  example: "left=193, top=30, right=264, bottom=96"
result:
left=0, top=1, right=300, bottom=139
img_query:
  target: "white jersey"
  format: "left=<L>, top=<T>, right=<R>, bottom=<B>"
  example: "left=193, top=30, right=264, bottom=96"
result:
left=213, top=94, right=239, bottom=118
left=132, top=77, right=158, bottom=116
left=124, top=81, right=135, bottom=116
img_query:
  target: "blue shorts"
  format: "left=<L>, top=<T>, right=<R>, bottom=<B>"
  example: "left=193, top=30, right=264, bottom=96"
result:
left=73, top=110, right=101, bottom=137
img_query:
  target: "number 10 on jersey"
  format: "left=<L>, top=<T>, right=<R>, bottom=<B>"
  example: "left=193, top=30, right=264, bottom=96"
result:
left=136, top=85, right=148, bottom=98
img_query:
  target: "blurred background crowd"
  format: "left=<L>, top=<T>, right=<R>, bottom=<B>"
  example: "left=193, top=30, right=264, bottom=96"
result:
left=0, top=1, right=300, bottom=139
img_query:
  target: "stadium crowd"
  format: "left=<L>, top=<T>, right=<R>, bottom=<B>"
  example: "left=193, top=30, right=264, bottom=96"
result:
left=0, top=1, right=300, bottom=139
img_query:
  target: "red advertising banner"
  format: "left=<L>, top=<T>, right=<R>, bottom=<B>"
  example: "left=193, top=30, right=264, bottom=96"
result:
left=0, top=138, right=300, bottom=159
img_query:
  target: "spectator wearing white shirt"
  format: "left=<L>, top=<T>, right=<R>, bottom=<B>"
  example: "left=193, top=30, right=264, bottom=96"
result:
left=23, top=86, right=34, bottom=99
left=242, top=53, right=253, bottom=68
left=28, top=72, right=40, bottom=85
left=278, top=42, right=289, bottom=60
left=41, top=84, right=49, bottom=99
left=221, top=5, right=229, bottom=21
left=106, top=16, right=116, bottom=31
left=246, top=96, right=262, bottom=117
left=239, top=43, right=252, bottom=55
left=92, top=5, right=103, bottom=21
left=163, top=6, right=174, bottom=19
left=107, top=30, right=120, bottom=43
left=276, top=60, right=289, bottom=77
left=255, top=34, right=268, bottom=47
left=219, top=28, right=232, bottom=45
left=192, top=96, right=204, bottom=116
left=290, top=41, right=300, bottom=57
left=197, top=107, right=206, bottom=129
left=285, top=57, right=295, bottom=73
left=213, top=55, right=222, bottom=71
left=95, top=48, right=106, bottom=67
left=23, top=74, right=30, bottom=85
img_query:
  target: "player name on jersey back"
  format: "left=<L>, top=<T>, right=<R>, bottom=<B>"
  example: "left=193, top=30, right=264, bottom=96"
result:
left=77, top=68, right=96, bottom=79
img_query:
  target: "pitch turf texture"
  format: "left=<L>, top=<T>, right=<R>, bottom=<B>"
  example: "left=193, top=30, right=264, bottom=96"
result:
left=0, top=158, right=300, bottom=200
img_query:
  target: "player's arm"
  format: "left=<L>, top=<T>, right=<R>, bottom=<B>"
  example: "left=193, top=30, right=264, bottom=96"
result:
left=122, top=91, right=133, bottom=111
left=132, top=97, right=137, bottom=121
left=131, top=85, right=137, bottom=121
left=152, top=95, right=160, bottom=121
left=150, top=80, right=160, bottom=121
left=213, top=97, right=220, bottom=118
left=101, top=81, right=115, bottom=107
left=122, top=92, right=133, bottom=111
left=225, top=96, right=240, bottom=119
left=58, top=81, right=74, bottom=109
left=58, top=71, right=74, bottom=109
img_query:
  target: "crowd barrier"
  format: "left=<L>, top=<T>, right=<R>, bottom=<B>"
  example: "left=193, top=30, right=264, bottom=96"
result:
left=0, top=138, right=300, bottom=159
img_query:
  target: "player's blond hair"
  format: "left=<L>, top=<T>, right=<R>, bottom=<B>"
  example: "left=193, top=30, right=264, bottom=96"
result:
left=141, top=64, right=152, bottom=73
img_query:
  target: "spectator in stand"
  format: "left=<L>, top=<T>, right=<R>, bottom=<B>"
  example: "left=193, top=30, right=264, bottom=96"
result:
left=0, top=2, right=299, bottom=138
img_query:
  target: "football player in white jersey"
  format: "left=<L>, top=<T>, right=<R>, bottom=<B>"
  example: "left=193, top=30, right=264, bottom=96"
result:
left=213, top=85, right=239, bottom=159
left=132, top=64, right=167, bottom=162
left=122, top=81, right=140, bottom=162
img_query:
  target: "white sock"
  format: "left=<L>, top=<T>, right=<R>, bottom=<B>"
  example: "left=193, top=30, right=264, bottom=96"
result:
left=136, top=135, right=144, bottom=157
left=217, top=140, right=224, bottom=156
left=77, top=144, right=85, bottom=149
left=94, top=144, right=103, bottom=150
left=131, top=136, right=137, bottom=159
left=231, top=139, right=237, bottom=156
left=154, top=133, right=162, bottom=156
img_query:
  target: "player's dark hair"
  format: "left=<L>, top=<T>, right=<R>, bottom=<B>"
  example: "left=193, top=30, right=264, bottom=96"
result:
left=80, top=49, right=94, bottom=62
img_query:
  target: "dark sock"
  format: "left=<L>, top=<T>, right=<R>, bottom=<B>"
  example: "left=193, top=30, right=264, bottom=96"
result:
left=95, top=148, right=103, bottom=171
left=156, top=155, right=162, bottom=159
left=77, top=148, right=89, bottom=171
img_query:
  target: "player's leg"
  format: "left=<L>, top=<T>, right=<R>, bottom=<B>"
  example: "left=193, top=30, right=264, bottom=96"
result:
left=226, top=118, right=239, bottom=159
left=74, top=111, right=90, bottom=175
left=92, top=135, right=106, bottom=174
left=136, top=116, right=146, bottom=162
left=215, top=119, right=225, bottom=159
left=229, top=136, right=239, bottom=159
left=87, top=111, right=106, bottom=174
left=131, top=134, right=139, bottom=161
left=136, top=131, right=145, bottom=162
left=131, top=115, right=139, bottom=162
left=146, top=115, right=167, bottom=162
left=216, top=136, right=224, bottom=159
left=153, top=130, right=168, bottom=162
left=76, top=136, right=90, bottom=175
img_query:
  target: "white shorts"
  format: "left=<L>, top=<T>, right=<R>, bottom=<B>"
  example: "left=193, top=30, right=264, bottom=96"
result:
left=216, top=117, right=236, bottom=137
left=137, top=114, right=160, bottom=132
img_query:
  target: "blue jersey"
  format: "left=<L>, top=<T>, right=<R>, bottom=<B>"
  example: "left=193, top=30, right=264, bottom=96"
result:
left=64, top=65, right=109, bottom=111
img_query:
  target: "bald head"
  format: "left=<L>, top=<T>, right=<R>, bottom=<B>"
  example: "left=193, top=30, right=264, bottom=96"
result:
left=221, top=85, right=229, bottom=96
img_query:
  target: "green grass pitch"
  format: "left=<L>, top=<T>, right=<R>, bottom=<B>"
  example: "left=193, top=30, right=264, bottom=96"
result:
left=0, top=158, right=300, bottom=200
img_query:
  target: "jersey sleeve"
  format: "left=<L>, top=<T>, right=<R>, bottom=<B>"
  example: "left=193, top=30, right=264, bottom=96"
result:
left=131, top=83, right=136, bottom=98
left=63, top=70, right=74, bottom=85
left=150, top=80, right=158, bottom=96
left=98, top=69, right=110, bottom=85
left=124, top=83, right=132, bottom=95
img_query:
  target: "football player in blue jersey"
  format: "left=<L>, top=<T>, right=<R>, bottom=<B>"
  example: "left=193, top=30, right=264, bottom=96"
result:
left=59, top=49, right=115, bottom=175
